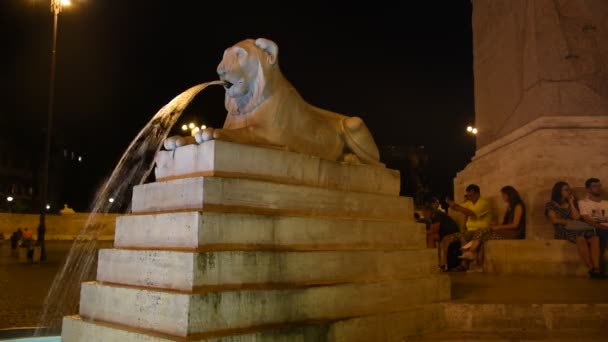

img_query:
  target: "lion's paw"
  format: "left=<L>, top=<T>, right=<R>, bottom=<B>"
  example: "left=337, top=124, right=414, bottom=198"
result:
left=164, top=135, right=196, bottom=151
left=194, top=128, right=215, bottom=144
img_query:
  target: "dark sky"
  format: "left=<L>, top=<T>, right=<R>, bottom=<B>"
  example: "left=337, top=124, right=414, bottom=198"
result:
left=1, top=0, right=475, bottom=210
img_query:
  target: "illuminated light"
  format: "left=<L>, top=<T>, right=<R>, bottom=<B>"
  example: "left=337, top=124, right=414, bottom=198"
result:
left=201, top=125, right=207, bottom=130
left=78, top=156, right=82, bottom=162
left=61, top=0, right=71, bottom=6
left=181, top=125, right=188, bottom=131
left=193, top=127, right=200, bottom=133
left=188, top=123, right=195, bottom=129
left=7, top=196, right=13, bottom=202
left=472, top=128, right=478, bottom=134
left=46, top=204, right=51, bottom=210
left=467, top=126, right=473, bottom=132
left=109, top=198, right=115, bottom=203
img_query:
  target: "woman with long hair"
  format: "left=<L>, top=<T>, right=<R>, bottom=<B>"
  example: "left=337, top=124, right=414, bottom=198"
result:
left=490, top=186, right=526, bottom=239
left=545, top=181, right=602, bottom=279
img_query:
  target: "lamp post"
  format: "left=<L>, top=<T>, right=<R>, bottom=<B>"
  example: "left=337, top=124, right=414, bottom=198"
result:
left=39, top=0, right=69, bottom=225
left=38, top=0, right=71, bottom=261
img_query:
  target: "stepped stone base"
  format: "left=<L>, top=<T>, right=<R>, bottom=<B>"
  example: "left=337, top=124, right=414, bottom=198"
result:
left=63, top=141, right=447, bottom=341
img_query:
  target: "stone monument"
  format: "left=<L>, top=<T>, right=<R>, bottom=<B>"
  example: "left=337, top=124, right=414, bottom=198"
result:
left=61, top=39, right=449, bottom=341
left=455, top=0, right=608, bottom=239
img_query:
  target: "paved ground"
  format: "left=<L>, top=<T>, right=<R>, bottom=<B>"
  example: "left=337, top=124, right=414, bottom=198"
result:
left=0, top=241, right=607, bottom=332
left=0, top=240, right=111, bottom=330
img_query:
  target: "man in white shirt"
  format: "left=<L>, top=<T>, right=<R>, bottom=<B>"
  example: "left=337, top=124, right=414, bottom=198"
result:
left=579, top=178, right=608, bottom=247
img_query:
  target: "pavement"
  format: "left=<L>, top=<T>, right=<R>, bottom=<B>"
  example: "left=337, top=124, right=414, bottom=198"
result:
left=0, top=240, right=111, bottom=330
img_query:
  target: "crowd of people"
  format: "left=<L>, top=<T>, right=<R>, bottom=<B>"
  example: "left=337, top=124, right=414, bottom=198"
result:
left=417, top=178, right=607, bottom=279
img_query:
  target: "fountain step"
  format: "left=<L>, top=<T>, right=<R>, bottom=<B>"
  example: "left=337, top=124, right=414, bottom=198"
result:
left=97, top=248, right=439, bottom=291
left=114, top=211, right=426, bottom=250
left=131, top=177, right=412, bottom=221
left=63, top=304, right=444, bottom=341
left=154, top=140, right=401, bottom=195
left=79, top=277, right=450, bottom=337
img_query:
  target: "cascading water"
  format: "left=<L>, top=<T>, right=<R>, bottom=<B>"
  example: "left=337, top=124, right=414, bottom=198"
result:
left=35, top=81, right=223, bottom=334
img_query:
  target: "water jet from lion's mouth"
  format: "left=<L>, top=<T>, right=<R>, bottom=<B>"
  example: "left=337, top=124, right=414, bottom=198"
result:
left=35, top=80, right=223, bottom=334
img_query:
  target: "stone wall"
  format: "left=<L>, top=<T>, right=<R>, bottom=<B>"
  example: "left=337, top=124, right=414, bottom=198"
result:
left=0, top=213, right=118, bottom=240
left=455, top=116, right=608, bottom=239
left=472, top=0, right=608, bottom=148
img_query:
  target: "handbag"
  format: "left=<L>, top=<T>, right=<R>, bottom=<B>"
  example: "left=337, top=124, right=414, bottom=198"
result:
left=565, top=220, right=595, bottom=232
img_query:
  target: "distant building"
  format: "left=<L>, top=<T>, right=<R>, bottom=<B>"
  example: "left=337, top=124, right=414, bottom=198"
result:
left=0, top=136, right=36, bottom=212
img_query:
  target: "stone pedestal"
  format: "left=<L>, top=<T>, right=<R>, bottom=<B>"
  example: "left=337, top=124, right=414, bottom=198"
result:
left=62, top=140, right=449, bottom=341
left=458, top=0, right=608, bottom=239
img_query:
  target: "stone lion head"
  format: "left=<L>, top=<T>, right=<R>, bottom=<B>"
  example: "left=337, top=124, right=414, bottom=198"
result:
left=217, top=38, right=280, bottom=115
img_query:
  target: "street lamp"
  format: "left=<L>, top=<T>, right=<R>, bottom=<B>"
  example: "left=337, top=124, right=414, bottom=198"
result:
left=39, top=0, right=70, bottom=228
left=7, top=196, right=14, bottom=202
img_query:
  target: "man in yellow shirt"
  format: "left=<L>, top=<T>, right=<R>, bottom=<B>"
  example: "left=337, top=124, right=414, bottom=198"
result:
left=448, top=184, right=493, bottom=233
left=440, top=184, right=493, bottom=271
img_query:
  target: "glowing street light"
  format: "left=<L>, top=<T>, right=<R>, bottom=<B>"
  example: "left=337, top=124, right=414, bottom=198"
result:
left=40, top=0, right=75, bottom=231
left=188, top=123, right=195, bottom=129
left=201, top=125, right=207, bottom=130
left=46, top=204, right=51, bottom=210
left=181, top=124, right=188, bottom=131
left=467, top=126, right=473, bottom=133
left=7, top=196, right=14, bottom=202
left=472, top=128, right=478, bottom=135
left=108, top=198, right=115, bottom=203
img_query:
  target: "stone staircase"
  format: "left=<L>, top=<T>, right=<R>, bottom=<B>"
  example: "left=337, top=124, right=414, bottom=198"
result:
left=61, top=140, right=450, bottom=341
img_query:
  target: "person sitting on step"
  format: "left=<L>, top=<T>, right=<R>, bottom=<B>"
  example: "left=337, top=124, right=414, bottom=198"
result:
left=546, top=181, right=603, bottom=279
left=578, top=178, right=608, bottom=271
left=441, top=184, right=493, bottom=271
left=421, top=202, right=460, bottom=249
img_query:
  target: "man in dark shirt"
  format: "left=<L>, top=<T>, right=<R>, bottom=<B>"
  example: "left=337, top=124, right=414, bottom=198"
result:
left=421, top=203, right=460, bottom=248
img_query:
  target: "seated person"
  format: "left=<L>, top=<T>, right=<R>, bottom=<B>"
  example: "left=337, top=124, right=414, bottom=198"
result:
left=546, top=181, right=602, bottom=279
left=441, top=184, right=493, bottom=271
left=421, top=202, right=460, bottom=249
left=578, top=178, right=608, bottom=247
left=21, top=228, right=33, bottom=248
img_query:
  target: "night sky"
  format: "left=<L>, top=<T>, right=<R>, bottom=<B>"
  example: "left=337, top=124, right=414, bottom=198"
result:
left=1, top=0, right=475, bottom=211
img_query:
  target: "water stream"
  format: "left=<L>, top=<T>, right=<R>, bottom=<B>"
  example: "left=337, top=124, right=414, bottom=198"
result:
left=35, top=81, right=223, bottom=334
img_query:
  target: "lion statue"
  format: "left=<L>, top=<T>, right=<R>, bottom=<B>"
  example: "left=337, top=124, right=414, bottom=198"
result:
left=164, top=38, right=383, bottom=167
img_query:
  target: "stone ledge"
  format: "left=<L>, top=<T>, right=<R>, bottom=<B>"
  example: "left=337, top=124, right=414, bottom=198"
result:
left=131, top=177, right=413, bottom=221
left=443, top=302, right=608, bottom=332
left=154, top=140, right=400, bottom=195
left=114, top=211, right=426, bottom=250
left=483, top=240, right=608, bottom=277
left=79, top=277, right=450, bottom=337
left=96, top=249, right=439, bottom=291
